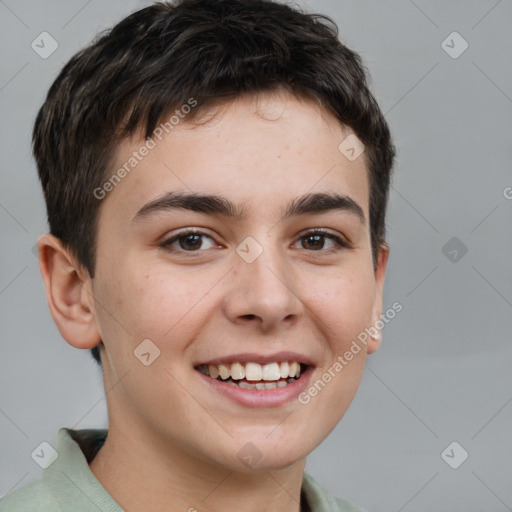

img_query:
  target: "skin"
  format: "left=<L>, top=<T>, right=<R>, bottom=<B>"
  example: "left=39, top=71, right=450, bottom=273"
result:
left=38, top=89, right=389, bottom=512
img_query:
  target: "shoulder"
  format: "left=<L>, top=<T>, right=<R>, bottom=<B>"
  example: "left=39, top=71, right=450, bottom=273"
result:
left=302, top=471, right=368, bottom=512
left=0, top=478, right=60, bottom=512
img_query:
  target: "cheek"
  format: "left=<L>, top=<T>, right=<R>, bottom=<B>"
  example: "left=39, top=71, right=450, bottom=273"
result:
left=95, top=260, right=218, bottom=351
left=297, top=271, right=375, bottom=433
left=311, top=268, right=375, bottom=348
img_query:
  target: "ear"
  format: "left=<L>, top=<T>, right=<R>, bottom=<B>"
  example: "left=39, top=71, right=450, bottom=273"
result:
left=37, top=233, right=101, bottom=350
left=366, top=242, right=390, bottom=355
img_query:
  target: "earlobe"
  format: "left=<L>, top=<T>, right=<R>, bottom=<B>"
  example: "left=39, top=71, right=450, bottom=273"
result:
left=367, top=242, right=390, bottom=355
left=37, top=233, right=101, bottom=350
left=367, top=329, right=381, bottom=354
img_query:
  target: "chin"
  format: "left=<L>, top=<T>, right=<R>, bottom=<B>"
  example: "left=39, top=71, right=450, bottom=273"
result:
left=216, top=434, right=311, bottom=473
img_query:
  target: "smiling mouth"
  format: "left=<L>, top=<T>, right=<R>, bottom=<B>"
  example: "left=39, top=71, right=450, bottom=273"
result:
left=194, top=361, right=309, bottom=390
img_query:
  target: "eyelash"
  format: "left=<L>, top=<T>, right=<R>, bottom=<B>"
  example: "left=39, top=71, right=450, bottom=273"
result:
left=159, top=228, right=352, bottom=255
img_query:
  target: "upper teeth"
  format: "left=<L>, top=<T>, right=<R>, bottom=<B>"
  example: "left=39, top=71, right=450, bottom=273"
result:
left=200, top=361, right=302, bottom=381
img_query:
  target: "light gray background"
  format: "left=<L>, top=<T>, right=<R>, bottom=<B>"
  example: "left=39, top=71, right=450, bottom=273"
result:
left=1, top=1, right=511, bottom=511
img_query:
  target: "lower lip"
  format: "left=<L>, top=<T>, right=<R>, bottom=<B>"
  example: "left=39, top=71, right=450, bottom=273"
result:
left=196, top=366, right=314, bottom=408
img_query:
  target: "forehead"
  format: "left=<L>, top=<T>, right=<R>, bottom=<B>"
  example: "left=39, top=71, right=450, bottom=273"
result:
left=100, top=91, right=370, bottom=227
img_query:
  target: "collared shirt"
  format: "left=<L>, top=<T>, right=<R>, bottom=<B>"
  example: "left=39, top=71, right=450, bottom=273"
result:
left=0, top=428, right=366, bottom=512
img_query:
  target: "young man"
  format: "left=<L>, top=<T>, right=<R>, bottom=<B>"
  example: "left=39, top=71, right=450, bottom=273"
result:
left=1, top=0, right=395, bottom=510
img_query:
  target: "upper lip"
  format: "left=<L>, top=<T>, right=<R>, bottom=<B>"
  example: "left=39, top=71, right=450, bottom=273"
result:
left=195, top=351, right=315, bottom=367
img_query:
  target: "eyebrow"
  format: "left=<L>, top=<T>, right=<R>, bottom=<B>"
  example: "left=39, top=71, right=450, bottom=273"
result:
left=132, top=191, right=365, bottom=225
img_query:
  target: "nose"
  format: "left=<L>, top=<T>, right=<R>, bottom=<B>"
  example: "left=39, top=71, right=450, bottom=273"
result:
left=221, top=239, right=304, bottom=333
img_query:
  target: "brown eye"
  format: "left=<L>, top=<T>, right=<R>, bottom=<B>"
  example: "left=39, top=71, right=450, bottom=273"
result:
left=296, top=229, right=351, bottom=252
left=301, top=234, right=326, bottom=250
left=178, top=233, right=203, bottom=250
left=160, top=230, right=217, bottom=253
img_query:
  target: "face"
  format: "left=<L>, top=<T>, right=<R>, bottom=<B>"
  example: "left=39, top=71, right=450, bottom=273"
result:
left=86, top=90, right=388, bottom=471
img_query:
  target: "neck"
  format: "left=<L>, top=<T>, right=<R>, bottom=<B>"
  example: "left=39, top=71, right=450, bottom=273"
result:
left=89, top=419, right=307, bottom=512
